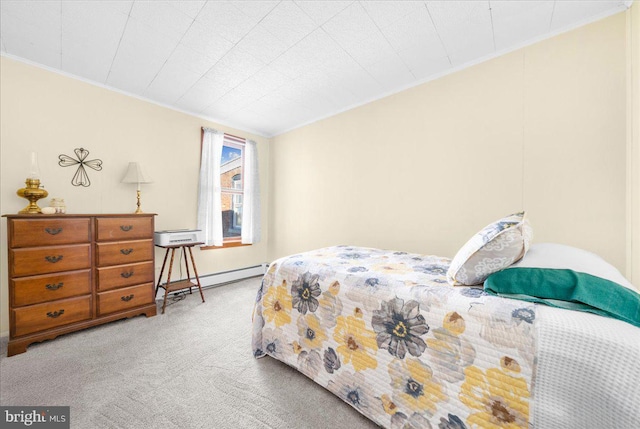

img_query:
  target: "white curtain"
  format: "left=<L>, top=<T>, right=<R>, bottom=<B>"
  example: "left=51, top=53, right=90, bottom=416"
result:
left=197, top=128, right=224, bottom=246
left=241, top=139, right=261, bottom=244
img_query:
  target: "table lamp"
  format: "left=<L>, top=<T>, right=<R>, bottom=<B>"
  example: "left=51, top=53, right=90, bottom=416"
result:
left=17, top=152, right=48, bottom=213
left=121, top=162, right=153, bottom=214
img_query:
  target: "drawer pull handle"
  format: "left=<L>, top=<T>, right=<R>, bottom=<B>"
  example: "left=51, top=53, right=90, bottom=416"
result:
left=45, top=255, right=63, bottom=263
left=46, top=310, right=65, bottom=318
left=120, top=248, right=134, bottom=255
left=120, top=225, right=133, bottom=232
left=45, top=227, right=63, bottom=235
left=45, top=282, right=64, bottom=290
left=121, top=271, right=134, bottom=278
left=121, top=294, right=134, bottom=302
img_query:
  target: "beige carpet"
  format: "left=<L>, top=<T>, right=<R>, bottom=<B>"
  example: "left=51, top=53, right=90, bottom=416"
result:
left=0, top=278, right=378, bottom=429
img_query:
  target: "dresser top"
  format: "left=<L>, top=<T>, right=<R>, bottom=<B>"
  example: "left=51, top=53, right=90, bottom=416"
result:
left=3, top=213, right=157, bottom=218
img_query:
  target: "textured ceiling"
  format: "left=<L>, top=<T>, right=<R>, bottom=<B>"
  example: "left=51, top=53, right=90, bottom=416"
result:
left=0, top=0, right=632, bottom=137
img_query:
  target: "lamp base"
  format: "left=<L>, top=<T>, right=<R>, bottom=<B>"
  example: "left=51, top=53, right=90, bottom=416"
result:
left=134, top=189, right=144, bottom=214
left=17, top=178, right=48, bottom=214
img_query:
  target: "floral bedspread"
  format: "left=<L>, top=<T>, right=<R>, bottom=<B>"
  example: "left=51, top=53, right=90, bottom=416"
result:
left=252, top=246, right=537, bottom=429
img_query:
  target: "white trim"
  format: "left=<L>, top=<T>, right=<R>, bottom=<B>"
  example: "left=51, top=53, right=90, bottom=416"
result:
left=199, top=264, right=266, bottom=288
left=156, top=264, right=267, bottom=299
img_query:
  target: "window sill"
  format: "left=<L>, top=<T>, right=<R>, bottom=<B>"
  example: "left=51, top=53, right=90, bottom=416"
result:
left=201, top=241, right=251, bottom=250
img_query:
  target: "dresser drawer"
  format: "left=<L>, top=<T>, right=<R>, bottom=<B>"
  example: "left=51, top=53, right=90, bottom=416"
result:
left=96, top=261, right=154, bottom=291
left=12, top=270, right=91, bottom=307
left=13, top=295, right=91, bottom=337
left=96, top=239, right=153, bottom=267
left=11, top=244, right=91, bottom=277
left=96, top=217, right=153, bottom=241
left=97, top=283, right=154, bottom=316
left=10, top=218, right=91, bottom=248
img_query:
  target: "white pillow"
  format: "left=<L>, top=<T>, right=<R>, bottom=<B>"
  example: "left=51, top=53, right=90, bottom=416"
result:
left=447, top=212, right=533, bottom=286
left=512, top=243, right=636, bottom=291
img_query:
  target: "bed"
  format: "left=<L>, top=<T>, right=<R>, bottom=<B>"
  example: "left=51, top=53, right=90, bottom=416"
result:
left=252, top=213, right=640, bottom=429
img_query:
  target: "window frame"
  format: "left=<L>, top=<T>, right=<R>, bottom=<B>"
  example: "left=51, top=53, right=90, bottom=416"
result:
left=201, top=132, right=250, bottom=250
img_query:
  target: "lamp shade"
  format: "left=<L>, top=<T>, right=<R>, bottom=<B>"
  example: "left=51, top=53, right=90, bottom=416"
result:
left=27, top=151, right=40, bottom=179
left=121, top=162, right=153, bottom=184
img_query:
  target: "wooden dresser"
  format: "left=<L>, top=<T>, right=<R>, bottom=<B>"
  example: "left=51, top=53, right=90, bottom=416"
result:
left=4, top=214, right=157, bottom=356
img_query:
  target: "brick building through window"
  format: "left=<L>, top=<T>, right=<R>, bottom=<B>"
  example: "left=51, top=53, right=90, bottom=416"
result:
left=220, top=155, right=242, bottom=239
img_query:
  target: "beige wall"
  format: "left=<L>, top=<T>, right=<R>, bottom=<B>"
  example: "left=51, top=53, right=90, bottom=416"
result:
left=269, top=13, right=631, bottom=281
left=630, top=3, right=640, bottom=285
left=0, top=57, right=270, bottom=334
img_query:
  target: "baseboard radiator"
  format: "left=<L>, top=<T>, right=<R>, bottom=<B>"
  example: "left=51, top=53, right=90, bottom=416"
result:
left=156, top=264, right=267, bottom=299
left=199, top=264, right=267, bottom=288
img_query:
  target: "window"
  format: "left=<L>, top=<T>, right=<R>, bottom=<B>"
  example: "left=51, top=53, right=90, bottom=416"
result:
left=197, top=127, right=260, bottom=248
left=220, top=137, right=244, bottom=242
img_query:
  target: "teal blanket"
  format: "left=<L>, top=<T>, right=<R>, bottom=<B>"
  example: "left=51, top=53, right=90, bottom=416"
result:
left=484, top=268, right=640, bottom=328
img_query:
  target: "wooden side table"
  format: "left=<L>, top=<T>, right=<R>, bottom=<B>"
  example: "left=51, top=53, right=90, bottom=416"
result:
left=155, top=243, right=205, bottom=314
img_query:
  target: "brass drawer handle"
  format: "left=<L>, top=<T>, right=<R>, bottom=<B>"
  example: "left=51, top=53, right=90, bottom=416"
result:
left=45, top=282, right=64, bottom=290
left=121, top=271, right=134, bottom=278
left=120, top=248, right=134, bottom=255
left=120, top=225, right=133, bottom=232
left=45, top=227, right=63, bottom=235
left=46, top=310, right=65, bottom=318
left=45, top=255, right=63, bottom=263
left=121, top=294, right=134, bottom=302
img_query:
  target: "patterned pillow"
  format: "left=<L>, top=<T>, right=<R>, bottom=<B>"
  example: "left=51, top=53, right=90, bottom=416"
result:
left=447, top=212, right=533, bottom=286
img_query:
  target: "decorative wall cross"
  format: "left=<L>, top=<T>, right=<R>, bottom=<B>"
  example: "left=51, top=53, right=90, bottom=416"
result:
left=58, top=148, right=103, bottom=187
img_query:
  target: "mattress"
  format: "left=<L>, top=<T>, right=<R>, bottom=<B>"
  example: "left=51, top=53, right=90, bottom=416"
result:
left=252, top=246, right=640, bottom=428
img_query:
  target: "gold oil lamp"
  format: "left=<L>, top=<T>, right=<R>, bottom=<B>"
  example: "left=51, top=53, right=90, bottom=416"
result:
left=17, top=152, right=48, bottom=214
